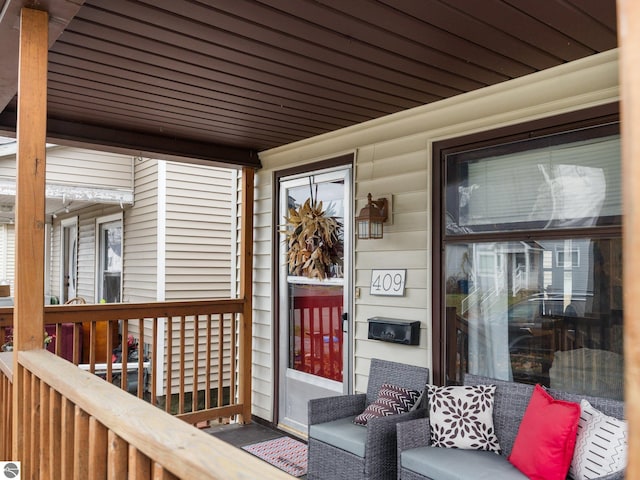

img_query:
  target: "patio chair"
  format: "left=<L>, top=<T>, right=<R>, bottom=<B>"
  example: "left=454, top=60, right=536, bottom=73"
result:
left=307, top=358, right=429, bottom=480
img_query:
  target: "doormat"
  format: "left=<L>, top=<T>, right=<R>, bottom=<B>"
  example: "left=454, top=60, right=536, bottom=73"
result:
left=242, top=436, right=308, bottom=477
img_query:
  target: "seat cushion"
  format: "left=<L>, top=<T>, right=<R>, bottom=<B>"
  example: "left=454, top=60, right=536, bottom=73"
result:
left=309, top=416, right=367, bottom=457
left=401, top=447, right=528, bottom=480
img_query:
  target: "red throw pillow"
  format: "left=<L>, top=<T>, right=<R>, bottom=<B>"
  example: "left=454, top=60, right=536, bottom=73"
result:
left=508, top=385, right=580, bottom=480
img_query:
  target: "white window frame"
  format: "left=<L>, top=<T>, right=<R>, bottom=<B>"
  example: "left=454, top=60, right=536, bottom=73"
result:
left=95, top=212, right=123, bottom=303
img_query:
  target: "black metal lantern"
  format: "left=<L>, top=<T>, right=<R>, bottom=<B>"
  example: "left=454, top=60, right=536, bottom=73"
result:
left=355, top=193, right=388, bottom=239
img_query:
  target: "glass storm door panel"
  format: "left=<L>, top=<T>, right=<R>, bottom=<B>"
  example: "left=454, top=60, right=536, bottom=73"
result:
left=278, top=166, right=352, bottom=435
left=61, top=220, right=78, bottom=303
left=97, top=217, right=122, bottom=303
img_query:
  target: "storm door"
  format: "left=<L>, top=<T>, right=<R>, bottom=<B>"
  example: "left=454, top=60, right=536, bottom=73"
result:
left=278, top=166, right=352, bottom=434
left=61, top=217, right=78, bottom=303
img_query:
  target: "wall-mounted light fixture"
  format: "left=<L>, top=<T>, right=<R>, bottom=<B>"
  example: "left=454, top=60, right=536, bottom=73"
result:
left=356, top=193, right=388, bottom=239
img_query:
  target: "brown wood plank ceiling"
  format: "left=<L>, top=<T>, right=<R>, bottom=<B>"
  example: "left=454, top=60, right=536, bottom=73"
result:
left=0, top=0, right=618, bottom=168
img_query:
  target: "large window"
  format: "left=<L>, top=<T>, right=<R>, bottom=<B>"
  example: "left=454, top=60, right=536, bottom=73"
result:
left=434, top=109, right=623, bottom=400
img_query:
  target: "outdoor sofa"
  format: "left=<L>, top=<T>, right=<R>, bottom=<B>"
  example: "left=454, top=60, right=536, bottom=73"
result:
left=397, top=373, right=625, bottom=480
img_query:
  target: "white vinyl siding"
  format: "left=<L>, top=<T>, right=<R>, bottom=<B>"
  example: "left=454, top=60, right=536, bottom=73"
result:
left=0, top=147, right=133, bottom=202
left=43, top=147, right=133, bottom=190
left=161, top=162, right=235, bottom=394
left=253, top=51, right=619, bottom=421
left=250, top=171, right=275, bottom=421
left=123, top=158, right=159, bottom=303
left=164, top=162, right=233, bottom=300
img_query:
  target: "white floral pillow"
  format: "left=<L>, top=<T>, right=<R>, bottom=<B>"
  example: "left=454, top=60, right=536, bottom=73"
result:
left=569, top=399, right=627, bottom=479
left=427, top=384, right=500, bottom=452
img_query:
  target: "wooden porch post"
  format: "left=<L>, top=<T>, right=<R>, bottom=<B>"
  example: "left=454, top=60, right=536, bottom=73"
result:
left=618, top=1, right=640, bottom=477
left=12, top=6, right=48, bottom=463
left=238, top=167, right=254, bottom=423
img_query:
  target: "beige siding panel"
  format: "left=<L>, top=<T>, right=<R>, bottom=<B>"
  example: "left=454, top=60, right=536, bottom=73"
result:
left=164, top=162, right=233, bottom=302
left=124, top=159, right=158, bottom=304
left=45, top=147, right=133, bottom=190
left=251, top=51, right=619, bottom=420
left=163, top=162, right=235, bottom=393
left=0, top=157, right=16, bottom=179
left=122, top=159, right=159, bottom=392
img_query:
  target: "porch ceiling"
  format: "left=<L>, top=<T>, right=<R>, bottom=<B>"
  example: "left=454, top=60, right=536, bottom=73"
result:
left=0, top=0, right=618, bottom=168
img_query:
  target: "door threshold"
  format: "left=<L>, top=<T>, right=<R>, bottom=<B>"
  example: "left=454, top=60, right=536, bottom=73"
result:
left=277, top=422, right=308, bottom=441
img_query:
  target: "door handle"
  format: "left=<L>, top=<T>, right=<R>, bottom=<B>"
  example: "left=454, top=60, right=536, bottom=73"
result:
left=341, top=312, right=348, bottom=332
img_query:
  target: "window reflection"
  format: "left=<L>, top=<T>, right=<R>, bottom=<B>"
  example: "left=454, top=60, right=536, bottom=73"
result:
left=446, top=134, right=621, bottom=233
left=445, top=238, right=623, bottom=400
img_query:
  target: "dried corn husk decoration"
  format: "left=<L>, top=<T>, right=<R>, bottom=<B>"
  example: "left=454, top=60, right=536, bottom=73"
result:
left=282, top=198, right=343, bottom=279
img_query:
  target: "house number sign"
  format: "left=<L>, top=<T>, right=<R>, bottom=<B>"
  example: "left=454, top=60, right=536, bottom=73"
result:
left=370, top=269, right=406, bottom=296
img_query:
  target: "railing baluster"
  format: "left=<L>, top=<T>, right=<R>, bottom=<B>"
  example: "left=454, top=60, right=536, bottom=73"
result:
left=107, top=430, right=127, bottom=479
left=179, top=316, right=186, bottom=414
left=73, top=322, right=82, bottom=365
left=165, top=317, right=173, bottom=414
left=61, top=396, right=74, bottom=479
left=151, top=317, right=158, bottom=406
left=205, top=314, right=212, bottom=411
left=0, top=373, right=11, bottom=459
left=138, top=318, right=145, bottom=399
left=231, top=313, right=237, bottom=417
left=122, top=320, right=129, bottom=391
left=50, top=390, right=62, bottom=480
left=40, top=379, right=50, bottom=479
left=129, top=446, right=152, bottom=478
left=192, top=315, right=199, bottom=414
left=89, top=416, right=108, bottom=479
left=28, top=373, right=38, bottom=476
left=89, top=321, right=97, bottom=372
left=54, top=323, right=61, bottom=357
left=106, top=320, right=115, bottom=383
left=74, top=406, right=90, bottom=480
left=153, top=462, right=179, bottom=480
left=218, top=313, right=224, bottom=417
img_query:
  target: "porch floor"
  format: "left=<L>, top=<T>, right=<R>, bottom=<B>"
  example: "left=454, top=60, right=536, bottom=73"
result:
left=204, top=421, right=307, bottom=478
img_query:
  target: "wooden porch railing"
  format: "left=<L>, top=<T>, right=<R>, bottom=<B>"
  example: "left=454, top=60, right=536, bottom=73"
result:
left=0, top=349, right=291, bottom=479
left=0, top=299, right=246, bottom=425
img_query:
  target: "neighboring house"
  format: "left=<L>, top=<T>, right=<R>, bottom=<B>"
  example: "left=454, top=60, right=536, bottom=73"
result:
left=0, top=143, right=237, bottom=400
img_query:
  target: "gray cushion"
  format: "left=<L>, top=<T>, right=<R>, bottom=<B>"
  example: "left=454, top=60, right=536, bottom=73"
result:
left=308, top=416, right=367, bottom=457
left=401, top=447, right=529, bottom=480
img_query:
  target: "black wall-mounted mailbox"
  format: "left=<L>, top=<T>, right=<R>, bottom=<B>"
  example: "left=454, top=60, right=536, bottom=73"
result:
left=367, top=317, right=420, bottom=345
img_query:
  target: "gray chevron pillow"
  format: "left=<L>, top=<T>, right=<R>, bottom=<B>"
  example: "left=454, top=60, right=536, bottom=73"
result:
left=427, top=384, right=501, bottom=452
left=353, top=383, right=421, bottom=426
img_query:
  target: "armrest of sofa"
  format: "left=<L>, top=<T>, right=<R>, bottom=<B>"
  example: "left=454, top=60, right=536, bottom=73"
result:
left=367, top=407, right=427, bottom=446
left=397, top=416, right=431, bottom=453
left=361, top=407, right=427, bottom=479
left=308, top=393, right=367, bottom=426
